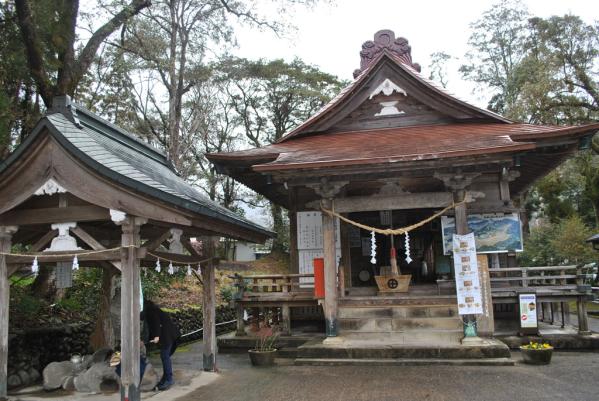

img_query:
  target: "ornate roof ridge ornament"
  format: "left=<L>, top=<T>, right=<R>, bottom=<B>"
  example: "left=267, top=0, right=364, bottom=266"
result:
left=353, top=29, right=421, bottom=79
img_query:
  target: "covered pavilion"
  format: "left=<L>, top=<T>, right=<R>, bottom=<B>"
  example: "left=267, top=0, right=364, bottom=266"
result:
left=0, top=96, right=272, bottom=401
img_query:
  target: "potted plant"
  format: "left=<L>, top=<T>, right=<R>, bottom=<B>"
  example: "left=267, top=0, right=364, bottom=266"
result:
left=248, top=326, right=279, bottom=367
left=520, top=341, right=553, bottom=365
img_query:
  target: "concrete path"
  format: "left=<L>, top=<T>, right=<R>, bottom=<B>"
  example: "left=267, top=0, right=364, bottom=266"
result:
left=174, top=350, right=599, bottom=401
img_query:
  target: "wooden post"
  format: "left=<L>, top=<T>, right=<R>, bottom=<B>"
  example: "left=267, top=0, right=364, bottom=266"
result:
left=0, top=226, right=17, bottom=401
left=202, top=261, right=216, bottom=371
left=576, top=296, right=591, bottom=335
left=322, top=198, right=338, bottom=337
left=235, top=302, right=246, bottom=336
left=281, top=304, right=291, bottom=336
left=119, top=217, right=144, bottom=401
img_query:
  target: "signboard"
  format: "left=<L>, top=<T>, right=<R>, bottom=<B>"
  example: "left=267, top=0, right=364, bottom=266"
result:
left=297, top=211, right=341, bottom=287
left=518, top=293, right=539, bottom=335
left=452, top=233, right=483, bottom=315
left=441, top=213, right=524, bottom=255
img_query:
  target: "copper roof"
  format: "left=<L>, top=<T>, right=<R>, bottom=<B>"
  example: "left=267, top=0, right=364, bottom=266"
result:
left=208, top=122, right=599, bottom=172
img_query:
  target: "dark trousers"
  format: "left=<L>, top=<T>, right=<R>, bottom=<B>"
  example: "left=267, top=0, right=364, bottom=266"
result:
left=159, top=342, right=177, bottom=383
left=116, top=357, right=147, bottom=384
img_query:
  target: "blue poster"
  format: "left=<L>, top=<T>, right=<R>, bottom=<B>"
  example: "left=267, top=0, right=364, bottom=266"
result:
left=441, top=213, right=523, bottom=255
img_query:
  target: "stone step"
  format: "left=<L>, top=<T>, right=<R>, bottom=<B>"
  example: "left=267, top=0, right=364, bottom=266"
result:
left=295, top=358, right=515, bottom=366
left=296, top=338, right=511, bottom=360
left=339, top=296, right=457, bottom=307
left=338, top=317, right=463, bottom=332
left=338, top=305, right=458, bottom=319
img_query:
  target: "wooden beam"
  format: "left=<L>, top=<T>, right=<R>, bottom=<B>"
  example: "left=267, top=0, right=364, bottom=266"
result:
left=30, top=229, right=58, bottom=252
left=119, top=217, right=145, bottom=401
left=307, top=192, right=453, bottom=212
left=141, top=229, right=172, bottom=251
left=0, top=206, right=109, bottom=226
left=1, top=226, right=18, bottom=400
left=71, top=226, right=121, bottom=271
left=203, top=260, right=217, bottom=371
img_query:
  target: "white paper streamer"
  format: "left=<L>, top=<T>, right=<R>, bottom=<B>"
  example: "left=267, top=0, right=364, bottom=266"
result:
left=370, top=231, right=377, bottom=265
left=186, top=265, right=192, bottom=276
left=155, top=259, right=161, bottom=273
left=72, top=255, right=79, bottom=271
left=404, top=231, right=412, bottom=264
left=31, top=256, right=39, bottom=275
left=168, top=261, right=174, bottom=275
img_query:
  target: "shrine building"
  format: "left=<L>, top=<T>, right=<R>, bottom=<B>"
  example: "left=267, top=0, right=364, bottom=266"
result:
left=208, top=30, right=599, bottom=362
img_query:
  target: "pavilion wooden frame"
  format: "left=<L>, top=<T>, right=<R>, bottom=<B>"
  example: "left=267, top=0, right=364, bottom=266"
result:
left=0, top=115, right=271, bottom=401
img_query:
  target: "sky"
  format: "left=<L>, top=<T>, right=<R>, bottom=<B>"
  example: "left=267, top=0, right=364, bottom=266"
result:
left=232, top=0, right=599, bottom=107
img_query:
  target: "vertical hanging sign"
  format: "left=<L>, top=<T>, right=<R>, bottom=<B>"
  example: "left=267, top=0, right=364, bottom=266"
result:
left=452, top=233, right=483, bottom=315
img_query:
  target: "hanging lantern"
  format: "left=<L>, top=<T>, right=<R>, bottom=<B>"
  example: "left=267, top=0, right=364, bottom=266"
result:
left=186, top=265, right=192, bottom=276
left=155, top=258, right=161, bottom=273
left=31, top=256, right=39, bottom=275
left=404, top=231, right=412, bottom=264
left=72, top=255, right=79, bottom=271
left=168, top=261, right=174, bottom=275
left=370, top=231, right=377, bottom=265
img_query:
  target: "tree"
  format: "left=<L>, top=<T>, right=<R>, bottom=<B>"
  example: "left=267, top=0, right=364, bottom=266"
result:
left=13, top=0, right=151, bottom=107
left=462, top=1, right=599, bottom=226
left=217, top=57, right=346, bottom=253
left=428, top=51, right=453, bottom=89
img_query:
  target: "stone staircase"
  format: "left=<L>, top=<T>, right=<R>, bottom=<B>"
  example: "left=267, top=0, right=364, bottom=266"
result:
left=294, top=296, right=513, bottom=366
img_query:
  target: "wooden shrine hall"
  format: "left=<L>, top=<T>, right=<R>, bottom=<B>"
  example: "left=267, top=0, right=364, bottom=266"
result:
left=209, top=30, right=599, bottom=361
left=0, top=96, right=272, bottom=401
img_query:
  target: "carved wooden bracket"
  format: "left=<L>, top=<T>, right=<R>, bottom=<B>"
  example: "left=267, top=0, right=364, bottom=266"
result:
left=307, top=178, right=348, bottom=199
left=434, top=172, right=481, bottom=191
left=377, top=180, right=410, bottom=196
left=0, top=226, right=18, bottom=240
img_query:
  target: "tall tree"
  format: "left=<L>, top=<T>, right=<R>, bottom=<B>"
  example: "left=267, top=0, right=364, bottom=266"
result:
left=13, top=0, right=151, bottom=107
left=217, top=57, right=346, bottom=252
left=462, top=1, right=599, bottom=225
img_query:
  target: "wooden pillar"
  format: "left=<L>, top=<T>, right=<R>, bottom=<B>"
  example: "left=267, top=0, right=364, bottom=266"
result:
left=235, top=302, right=246, bottom=336
left=281, top=304, right=291, bottom=336
left=202, top=262, right=216, bottom=371
left=322, top=198, right=338, bottom=337
left=119, top=217, right=144, bottom=401
left=0, top=226, right=17, bottom=401
left=339, top=213, right=352, bottom=294
left=576, top=297, right=590, bottom=335
left=289, top=211, right=299, bottom=274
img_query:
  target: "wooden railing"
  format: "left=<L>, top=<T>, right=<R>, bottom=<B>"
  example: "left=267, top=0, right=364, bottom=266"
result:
left=489, top=265, right=593, bottom=293
left=231, top=273, right=315, bottom=298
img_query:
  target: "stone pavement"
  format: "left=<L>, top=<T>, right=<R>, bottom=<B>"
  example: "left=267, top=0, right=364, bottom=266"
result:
left=175, top=350, right=599, bottom=401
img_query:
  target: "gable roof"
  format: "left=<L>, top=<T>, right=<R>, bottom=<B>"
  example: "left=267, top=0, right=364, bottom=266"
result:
left=278, top=50, right=511, bottom=143
left=0, top=98, right=272, bottom=240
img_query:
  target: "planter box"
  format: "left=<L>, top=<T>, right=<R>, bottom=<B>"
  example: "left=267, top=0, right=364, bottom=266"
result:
left=375, top=274, right=411, bottom=293
left=248, top=349, right=277, bottom=367
left=520, top=346, right=553, bottom=365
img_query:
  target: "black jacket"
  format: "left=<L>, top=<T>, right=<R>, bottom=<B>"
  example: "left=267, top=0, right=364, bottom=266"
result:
left=141, top=300, right=180, bottom=346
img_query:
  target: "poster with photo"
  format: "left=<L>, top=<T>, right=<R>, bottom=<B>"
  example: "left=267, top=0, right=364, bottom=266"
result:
left=452, top=233, right=483, bottom=315
left=441, top=213, right=524, bottom=254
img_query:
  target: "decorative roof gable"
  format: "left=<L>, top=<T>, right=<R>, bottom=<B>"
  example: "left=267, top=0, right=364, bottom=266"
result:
left=278, top=30, right=511, bottom=143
